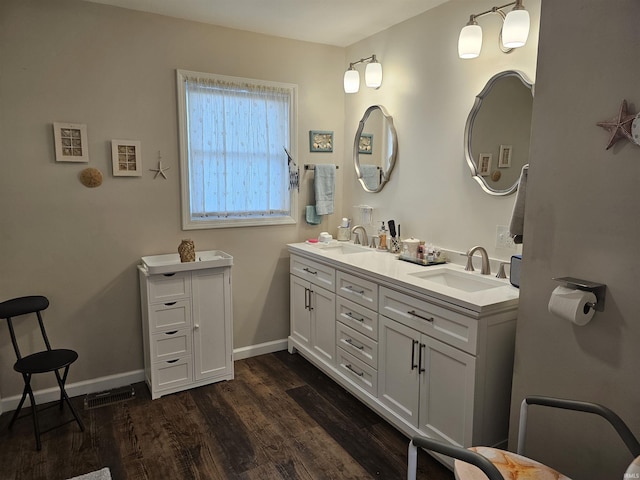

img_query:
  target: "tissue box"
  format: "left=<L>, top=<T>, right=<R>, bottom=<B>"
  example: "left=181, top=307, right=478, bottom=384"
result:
left=510, top=255, right=522, bottom=288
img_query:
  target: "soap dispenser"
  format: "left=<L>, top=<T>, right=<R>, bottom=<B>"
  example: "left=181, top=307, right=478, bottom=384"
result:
left=378, top=221, right=388, bottom=250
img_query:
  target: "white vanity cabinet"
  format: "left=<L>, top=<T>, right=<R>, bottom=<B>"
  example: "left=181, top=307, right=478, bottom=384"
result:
left=139, top=253, right=234, bottom=400
left=289, top=255, right=336, bottom=366
left=287, top=243, right=519, bottom=470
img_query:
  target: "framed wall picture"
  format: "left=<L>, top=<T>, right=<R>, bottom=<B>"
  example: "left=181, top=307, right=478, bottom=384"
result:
left=111, top=140, right=142, bottom=176
left=53, top=122, right=89, bottom=162
left=478, top=153, right=492, bottom=176
left=358, top=133, right=373, bottom=154
left=309, top=130, right=333, bottom=152
left=498, top=144, right=513, bottom=168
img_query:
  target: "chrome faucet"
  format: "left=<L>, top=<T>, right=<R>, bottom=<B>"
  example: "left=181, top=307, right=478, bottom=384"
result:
left=465, top=246, right=491, bottom=275
left=350, top=225, right=368, bottom=246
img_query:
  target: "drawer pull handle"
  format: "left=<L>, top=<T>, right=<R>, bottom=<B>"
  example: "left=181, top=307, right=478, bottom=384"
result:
left=166, top=359, right=179, bottom=364
left=345, top=338, right=364, bottom=350
left=345, top=312, right=364, bottom=323
left=303, top=267, right=318, bottom=275
left=345, top=285, right=365, bottom=295
left=408, top=310, right=434, bottom=322
left=165, top=330, right=178, bottom=335
left=345, top=364, right=364, bottom=377
left=163, top=273, right=176, bottom=277
left=411, top=339, right=418, bottom=370
left=164, top=302, right=177, bottom=306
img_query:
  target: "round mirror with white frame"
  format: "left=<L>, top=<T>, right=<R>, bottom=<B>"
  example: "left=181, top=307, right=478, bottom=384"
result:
left=465, top=70, right=534, bottom=196
left=354, top=105, right=398, bottom=193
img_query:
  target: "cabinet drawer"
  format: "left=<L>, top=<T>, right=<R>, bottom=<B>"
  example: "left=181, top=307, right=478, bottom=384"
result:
left=336, top=271, right=378, bottom=310
left=290, top=255, right=335, bottom=292
left=336, top=322, right=378, bottom=369
left=152, top=356, right=193, bottom=391
left=151, top=329, right=192, bottom=362
left=336, top=296, right=378, bottom=340
left=149, top=299, right=192, bottom=332
left=148, top=272, right=191, bottom=303
left=379, top=286, right=477, bottom=355
left=337, top=348, right=378, bottom=396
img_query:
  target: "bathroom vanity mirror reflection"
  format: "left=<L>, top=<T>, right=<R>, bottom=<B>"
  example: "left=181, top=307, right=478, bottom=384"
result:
left=465, top=70, right=533, bottom=196
left=354, top=105, right=398, bottom=193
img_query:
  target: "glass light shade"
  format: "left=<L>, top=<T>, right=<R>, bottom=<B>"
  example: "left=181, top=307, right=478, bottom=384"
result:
left=458, top=24, right=482, bottom=59
left=344, top=69, right=360, bottom=93
left=502, top=9, right=530, bottom=48
left=365, top=61, right=383, bottom=89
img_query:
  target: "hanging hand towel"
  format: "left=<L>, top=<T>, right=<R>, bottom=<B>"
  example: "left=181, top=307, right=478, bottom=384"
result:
left=314, top=164, right=335, bottom=215
left=305, top=205, right=322, bottom=225
left=359, top=164, right=379, bottom=190
left=509, top=164, right=529, bottom=244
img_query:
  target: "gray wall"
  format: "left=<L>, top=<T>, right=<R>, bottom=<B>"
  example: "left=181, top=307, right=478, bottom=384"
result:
left=509, top=1, right=640, bottom=479
left=0, top=0, right=345, bottom=397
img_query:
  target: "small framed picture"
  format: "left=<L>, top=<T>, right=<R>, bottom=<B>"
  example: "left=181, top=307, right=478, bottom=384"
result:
left=358, top=133, right=373, bottom=154
left=498, top=144, right=512, bottom=168
left=309, top=130, right=333, bottom=152
left=111, top=140, right=142, bottom=177
left=478, top=153, right=492, bottom=176
left=53, top=122, right=89, bottom=163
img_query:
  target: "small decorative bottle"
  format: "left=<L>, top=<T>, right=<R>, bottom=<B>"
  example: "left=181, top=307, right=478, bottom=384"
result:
left=378, top=221, right=388, bottom=250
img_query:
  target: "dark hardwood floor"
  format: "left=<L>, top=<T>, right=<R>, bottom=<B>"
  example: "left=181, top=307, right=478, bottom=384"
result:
left=0, top=351, right=454, bottom=480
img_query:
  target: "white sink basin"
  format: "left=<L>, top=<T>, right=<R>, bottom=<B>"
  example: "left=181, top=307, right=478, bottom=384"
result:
left=408, top=268, right=505, bottom=293
left=317, top=243, right=372, bottom=255
left=141, top=250, right=233, bottom=274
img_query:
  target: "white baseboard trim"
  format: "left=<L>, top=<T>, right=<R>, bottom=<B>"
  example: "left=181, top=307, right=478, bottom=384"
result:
left=0, top=339, right=289, bottom=414
left=233, top=338, right=288, bottom=360
left=0, top=369, right=145, bottom=414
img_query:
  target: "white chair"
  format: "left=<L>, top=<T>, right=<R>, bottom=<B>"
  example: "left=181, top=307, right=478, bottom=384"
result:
left=407, top=395, right=640, bottom=480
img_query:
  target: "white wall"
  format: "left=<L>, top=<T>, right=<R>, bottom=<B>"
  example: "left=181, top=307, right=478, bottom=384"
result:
left=509, top=1, right=640, bottom=478
left=343, top=0, right=540, bottom=260
left=0, top=0, right=345, bottom=399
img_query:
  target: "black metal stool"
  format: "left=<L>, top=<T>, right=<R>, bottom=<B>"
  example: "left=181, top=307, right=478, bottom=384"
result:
left=0, top=295, right=85, bottom=450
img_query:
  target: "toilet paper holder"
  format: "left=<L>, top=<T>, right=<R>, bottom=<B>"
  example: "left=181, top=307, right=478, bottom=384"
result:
left=552, top=277, right=606, bottom=312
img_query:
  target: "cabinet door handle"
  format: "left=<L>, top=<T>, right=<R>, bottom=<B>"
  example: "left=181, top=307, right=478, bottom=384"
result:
left=418, top=343, right=426, bottom=374
left=304, top=287, right=310, bottom=310
left=308, top=289, right=314, bottom=311
left=345, top=285, right=365, bottom=295
left=408, top=310, right=434, bottom=322
left=411, top=339, right=418, bottom=370
left=164, top=302, right=177, bottom=306
left=165, top=330, right=178, bottom=335
left=303, top=267, right=318, bottom=275
left=194, top=323, right=200, bottom=329
left=345, top=364, right=364, bottom=377
left=345, top=312, right=364, bottom=323
left=345, top=338, right=364, bottom=350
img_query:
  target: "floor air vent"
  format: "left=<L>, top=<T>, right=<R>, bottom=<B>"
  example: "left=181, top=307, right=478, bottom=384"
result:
left=84, top=385, right=135, bottom=410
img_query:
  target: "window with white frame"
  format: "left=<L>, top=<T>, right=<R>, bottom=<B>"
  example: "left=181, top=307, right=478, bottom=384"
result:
left=176, top=70, right=298, bottom=229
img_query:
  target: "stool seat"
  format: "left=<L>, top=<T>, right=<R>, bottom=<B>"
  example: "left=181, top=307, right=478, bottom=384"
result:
left=15, top=349, right=78, bottom=374
left=454, top=447, right=571, bottom=480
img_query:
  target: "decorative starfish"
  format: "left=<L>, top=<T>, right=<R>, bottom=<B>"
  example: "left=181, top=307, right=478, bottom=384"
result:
left=150, top=160, right=170, bottom=179
left=597, top=99, right=636, bottom=150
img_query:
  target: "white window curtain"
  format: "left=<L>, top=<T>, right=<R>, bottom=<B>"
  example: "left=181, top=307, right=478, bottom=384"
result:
left=183, top=74, right=293, bottom=222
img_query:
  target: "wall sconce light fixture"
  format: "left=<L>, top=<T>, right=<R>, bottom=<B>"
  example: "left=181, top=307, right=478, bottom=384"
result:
left=344, top=54, right=382, bottom=93
left=458, top=0, right=530, bottom=59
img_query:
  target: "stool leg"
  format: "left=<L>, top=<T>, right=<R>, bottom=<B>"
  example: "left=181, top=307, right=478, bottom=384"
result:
left=54, top=367, right=84, bottom=431
left=9, top=388, right=28, bottom=429
left=21, top=374, right=42, bottom=451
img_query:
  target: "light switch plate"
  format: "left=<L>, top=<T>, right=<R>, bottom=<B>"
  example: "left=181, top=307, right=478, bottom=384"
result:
left=495, top=225, right=516, bottom=250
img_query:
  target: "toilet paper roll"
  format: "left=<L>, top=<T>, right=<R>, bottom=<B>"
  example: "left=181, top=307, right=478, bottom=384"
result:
left=547, top=286, right=597, bottom=326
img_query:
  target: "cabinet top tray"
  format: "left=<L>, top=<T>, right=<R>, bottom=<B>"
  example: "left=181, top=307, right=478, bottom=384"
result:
left=141, top=250, right=233, bottom=275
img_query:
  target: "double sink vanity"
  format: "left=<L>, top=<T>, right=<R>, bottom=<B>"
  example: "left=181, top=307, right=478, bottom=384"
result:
left=287, top=241, right=519, bottom=467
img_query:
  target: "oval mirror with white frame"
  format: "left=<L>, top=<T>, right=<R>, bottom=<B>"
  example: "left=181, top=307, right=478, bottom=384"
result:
left=354, top=105, right=398, bottom=193
left=465, top=70, right=534, bottom=196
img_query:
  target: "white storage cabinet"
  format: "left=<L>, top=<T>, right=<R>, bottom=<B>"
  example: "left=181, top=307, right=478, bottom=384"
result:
left=139, top=254, right=234, bottom=400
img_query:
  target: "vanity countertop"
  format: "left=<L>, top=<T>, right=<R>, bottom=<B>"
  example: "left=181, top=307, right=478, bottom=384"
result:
left=288, top=242, right=519, bottom=315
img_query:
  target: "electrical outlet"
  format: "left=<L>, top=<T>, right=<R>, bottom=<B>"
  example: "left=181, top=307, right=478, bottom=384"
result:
left=495, top=225, right=516, bottom=250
